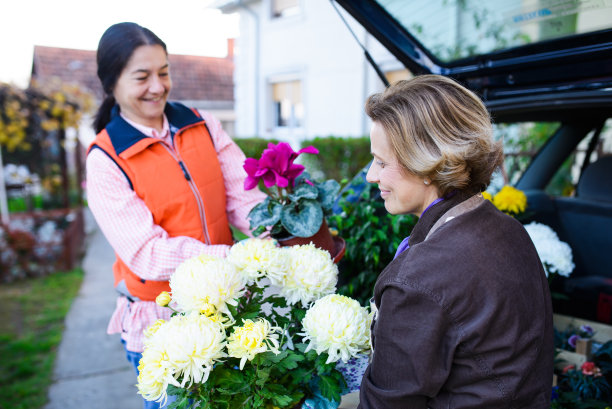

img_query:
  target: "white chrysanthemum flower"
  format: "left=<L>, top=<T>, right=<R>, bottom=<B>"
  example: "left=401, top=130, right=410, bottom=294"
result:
left=278, top=243, right=338, bottom=307
left=137, top=313, right=227, bottom=404
left=170, top=254, right=246, bottom=316
left=301, top=294, right=371, bottom=364
left=524, top=222, right=575, bottom=277
left=143, top=319, right=166, bottom=344
left=137, top=342, right=174, bottom=405
left=227, top=238, right=288, bottom=284
left=227, top=318, right=282, bottom=370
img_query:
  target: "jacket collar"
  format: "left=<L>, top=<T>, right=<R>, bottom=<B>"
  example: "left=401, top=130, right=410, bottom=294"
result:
left=105, top=101, right=202, bottom=156
left=408, top=189, right=472, bottom=247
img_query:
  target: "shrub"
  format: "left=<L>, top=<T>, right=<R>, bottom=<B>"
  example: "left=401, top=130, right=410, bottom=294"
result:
left=329, top=172, right=418, bottom=305
left=299, top=136, right=371, bottom=183
left=233, top=137, right=279, bottom=163
left=233, top=136, right=371, bottom=184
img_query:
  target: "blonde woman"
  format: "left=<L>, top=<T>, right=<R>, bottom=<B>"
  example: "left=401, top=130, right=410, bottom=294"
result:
left=358, top=75, right=553, bottom=408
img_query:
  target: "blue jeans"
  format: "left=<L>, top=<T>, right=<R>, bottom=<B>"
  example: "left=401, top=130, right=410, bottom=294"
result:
left=122, top=340, right=177, bottom=409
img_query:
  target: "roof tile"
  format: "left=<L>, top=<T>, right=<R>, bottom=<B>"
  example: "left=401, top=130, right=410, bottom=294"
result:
left=31, top=45, right=234, bottom=102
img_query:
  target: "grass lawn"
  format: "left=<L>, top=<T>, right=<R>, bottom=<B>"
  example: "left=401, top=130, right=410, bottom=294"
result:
left=0, top=269, right=84, bottom=409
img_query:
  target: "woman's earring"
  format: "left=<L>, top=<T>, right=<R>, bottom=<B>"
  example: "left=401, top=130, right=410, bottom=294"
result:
left=424, top=179, right=430, bottom=185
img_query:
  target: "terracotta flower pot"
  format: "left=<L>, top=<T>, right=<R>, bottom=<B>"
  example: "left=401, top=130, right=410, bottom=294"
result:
left=276, top=219, right=346, bottom=263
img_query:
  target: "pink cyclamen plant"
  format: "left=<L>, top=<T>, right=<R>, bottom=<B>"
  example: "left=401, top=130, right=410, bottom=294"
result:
left=242, top=141, right=340, bottom=238
left=243, top=142, right=318, bottom=191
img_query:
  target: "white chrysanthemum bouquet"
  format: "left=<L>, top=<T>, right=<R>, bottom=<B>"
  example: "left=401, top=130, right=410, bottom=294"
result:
left=138, top=239, right=371, bottom=409
left=524, top=221, right=575, bottom=279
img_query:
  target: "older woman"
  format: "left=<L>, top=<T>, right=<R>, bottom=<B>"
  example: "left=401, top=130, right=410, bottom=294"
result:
left=358, top=75, right=553, bottom=408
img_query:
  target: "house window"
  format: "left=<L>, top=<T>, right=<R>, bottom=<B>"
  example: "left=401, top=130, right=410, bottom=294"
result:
left=271, top=80, right=303, bottom=129
left=272, top=0, right=300, bottom=19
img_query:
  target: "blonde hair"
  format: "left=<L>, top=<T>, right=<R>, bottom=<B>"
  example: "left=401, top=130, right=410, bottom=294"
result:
left=365, top=75, right=503, bottom=196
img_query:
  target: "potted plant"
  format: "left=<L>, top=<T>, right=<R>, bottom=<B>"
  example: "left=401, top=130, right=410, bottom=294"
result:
left=138, top=239, right=372, bottom=408
left=243, top=142, right=345, bottom=262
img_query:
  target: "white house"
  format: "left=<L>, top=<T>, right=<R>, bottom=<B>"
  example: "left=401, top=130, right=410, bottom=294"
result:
left=213, top=0, right=409, bottom=145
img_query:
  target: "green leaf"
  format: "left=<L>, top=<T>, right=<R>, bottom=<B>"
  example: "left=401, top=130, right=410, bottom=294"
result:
left=255, top=367, right=271, bottom=387
left=278, top=351, right=305, bottom=370
left=316, top=179, right=341, bottom=210
left=213, top=367, right=248, bottom=389
left=248, top=198, right=282, bottom=229
left=280, top=200, right=323, bottom=237
left=271, top=394, right=294, bottom=408
left=252, top=225, right=267, bottom=237
left=291, top=308, right=306, bottom=323
left=288, top=183, right=319, bottom=201
left=318, top=374, right=342, bottom=403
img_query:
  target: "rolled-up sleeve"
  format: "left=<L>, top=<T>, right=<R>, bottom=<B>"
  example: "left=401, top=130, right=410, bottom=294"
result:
left=358, top=282, right=456, bottom=409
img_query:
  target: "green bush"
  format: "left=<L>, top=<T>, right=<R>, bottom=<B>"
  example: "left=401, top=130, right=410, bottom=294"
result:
left=233, top=137, right=279, bottom=163
left=233, top=136, right=371, bottom=184
left=330, top=175, right=418, bottom=305
left=300, top=136, right=371, bottom=183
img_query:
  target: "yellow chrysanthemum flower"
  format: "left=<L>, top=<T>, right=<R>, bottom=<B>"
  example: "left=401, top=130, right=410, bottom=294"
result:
left=143, top=319, right=166, bottom=343
left=492, top=185, right=527, bottom=215
left=481, top=191, right=493, bottom=202
left=227, top=318, right=282, bottom=370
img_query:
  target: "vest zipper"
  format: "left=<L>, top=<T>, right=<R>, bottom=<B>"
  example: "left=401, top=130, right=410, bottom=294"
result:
left=159, top=143, right=212, bottom=245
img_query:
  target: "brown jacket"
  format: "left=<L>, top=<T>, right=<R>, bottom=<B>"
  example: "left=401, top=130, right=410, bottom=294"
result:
left=358, top=192, right=554, bottom=409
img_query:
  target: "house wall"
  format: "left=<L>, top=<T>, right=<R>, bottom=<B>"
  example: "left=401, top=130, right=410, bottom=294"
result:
left=231, top=0, right=401, bottom=145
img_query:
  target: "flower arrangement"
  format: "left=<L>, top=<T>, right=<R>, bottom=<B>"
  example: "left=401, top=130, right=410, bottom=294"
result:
left=137, top=238, right=372, bottom=409
left=243, top=142, right=341, bottom=240
left=523, top=221, right=574, bottom=280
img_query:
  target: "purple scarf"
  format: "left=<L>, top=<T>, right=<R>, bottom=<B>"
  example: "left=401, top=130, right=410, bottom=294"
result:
left=393, top=197, right=444, bottom=259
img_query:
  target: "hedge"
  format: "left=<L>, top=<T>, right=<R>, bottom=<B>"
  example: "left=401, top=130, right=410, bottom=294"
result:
left=233, top=136, right=371, bottom=183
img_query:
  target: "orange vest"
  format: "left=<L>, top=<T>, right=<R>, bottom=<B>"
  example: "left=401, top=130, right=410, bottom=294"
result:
left=88, top=102, right=233, bottom=301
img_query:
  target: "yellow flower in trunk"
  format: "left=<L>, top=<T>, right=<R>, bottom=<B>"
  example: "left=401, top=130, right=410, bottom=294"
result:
left=227, top=318, right=282, bottom=369
left=493, top=185, right=527, bottom=215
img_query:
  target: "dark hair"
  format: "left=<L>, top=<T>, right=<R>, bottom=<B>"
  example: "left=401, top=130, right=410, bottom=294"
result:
left=93, top=22, right=167, bottom=133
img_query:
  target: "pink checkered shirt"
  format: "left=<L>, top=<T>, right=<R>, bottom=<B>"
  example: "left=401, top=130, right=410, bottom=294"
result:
left=86, top=109, right=265, bottom=352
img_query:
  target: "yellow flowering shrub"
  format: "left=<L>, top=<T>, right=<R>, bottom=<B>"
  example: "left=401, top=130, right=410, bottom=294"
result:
left=0, top=80, right=94, bottom=152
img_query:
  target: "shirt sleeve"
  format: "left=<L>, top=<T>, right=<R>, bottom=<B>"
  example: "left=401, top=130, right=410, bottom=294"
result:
left=199, top=110, right=266, bottom=236
left=86, top=148, right=230, bottom=281
left=358, top=283, right=456, bottom=409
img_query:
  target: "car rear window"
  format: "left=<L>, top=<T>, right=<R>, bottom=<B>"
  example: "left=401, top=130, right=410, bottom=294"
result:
left=376, top=0, right=612, bottom=63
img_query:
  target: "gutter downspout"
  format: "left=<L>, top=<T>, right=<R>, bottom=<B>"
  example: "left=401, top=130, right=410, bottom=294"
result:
left=236, top=1, right=260, bottom=137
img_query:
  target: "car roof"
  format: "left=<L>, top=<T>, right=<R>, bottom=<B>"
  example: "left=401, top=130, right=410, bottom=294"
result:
left=336, top=0, right=612, bottom=121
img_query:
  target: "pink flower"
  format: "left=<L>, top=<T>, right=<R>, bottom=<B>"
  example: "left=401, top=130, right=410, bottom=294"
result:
left=243, top=142, right=319, bottom=190
left=562, top=364, right=575, bottom=374
left=581, top=361, right=597, bottom=376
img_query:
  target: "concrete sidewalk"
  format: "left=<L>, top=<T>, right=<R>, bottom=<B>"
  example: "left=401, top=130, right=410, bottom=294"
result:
left=44, top=209, right=141, bottom=409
